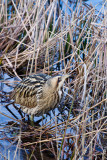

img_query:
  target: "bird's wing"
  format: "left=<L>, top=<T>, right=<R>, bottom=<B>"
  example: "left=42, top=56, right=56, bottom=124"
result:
left=11, top=74, right=51, bottom=99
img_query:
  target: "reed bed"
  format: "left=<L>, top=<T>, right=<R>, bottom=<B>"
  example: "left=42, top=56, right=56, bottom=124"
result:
left=0, top=0, right=107, bottom=159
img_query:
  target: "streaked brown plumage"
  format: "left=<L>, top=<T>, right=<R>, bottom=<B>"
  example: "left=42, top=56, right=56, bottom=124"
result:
left=11, top=73, right=69, bottom=116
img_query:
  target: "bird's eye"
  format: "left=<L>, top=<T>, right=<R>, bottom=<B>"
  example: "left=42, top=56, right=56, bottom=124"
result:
left=58, top=77, right=61, bottom=83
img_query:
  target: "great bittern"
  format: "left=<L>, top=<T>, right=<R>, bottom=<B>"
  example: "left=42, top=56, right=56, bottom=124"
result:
left=11, top=74, right=69, bottom=123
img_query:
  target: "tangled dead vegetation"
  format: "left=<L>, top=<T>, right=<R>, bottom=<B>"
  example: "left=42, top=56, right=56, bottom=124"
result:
left=0, top=0, right=107, bottom=159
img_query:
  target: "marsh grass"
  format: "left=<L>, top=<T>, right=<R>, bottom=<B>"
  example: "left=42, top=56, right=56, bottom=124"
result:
left=0, top=0, right=107, bottom=159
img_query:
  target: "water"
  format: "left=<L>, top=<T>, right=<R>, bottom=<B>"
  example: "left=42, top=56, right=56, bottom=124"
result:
left=0, top=73, right=23, bottom=159
left=87, top=0, right=103, bottom=9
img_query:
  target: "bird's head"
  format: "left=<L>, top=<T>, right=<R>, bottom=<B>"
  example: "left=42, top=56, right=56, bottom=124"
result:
left=44, top=74, right=69, bottom=93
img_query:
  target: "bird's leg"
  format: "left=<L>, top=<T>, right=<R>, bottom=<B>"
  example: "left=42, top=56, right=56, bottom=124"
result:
left=30, top=115, right=34, bottom=126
